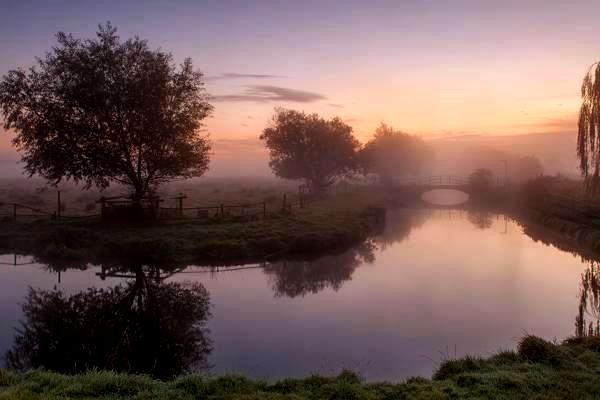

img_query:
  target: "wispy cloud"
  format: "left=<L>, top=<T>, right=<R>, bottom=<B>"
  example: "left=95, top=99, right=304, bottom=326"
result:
left=205, top=73, right=284, bottom=81
left=521, top=115, right=578, bottom=132
left=214, top=85, right=326, bottom=103
left=329, top=103, right=344, bottom=108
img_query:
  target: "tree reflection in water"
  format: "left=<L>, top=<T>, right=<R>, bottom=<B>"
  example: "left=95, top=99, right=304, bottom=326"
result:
left=576, top=262, right=600, bottom=337
left=467, top=209, right=493, bottom=230
left=263, top=240, right=376, bottom=298
left=5, top=265, right=212, bottom=379
left=375, top=209, right=428, bottom=250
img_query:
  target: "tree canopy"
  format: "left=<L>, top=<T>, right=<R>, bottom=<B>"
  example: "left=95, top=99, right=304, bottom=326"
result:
left=0, top=23, right=212, bottom=199
left=360, top=123, right=433, bottom=185
left=578, top=62, right=600, bottom=192
left=468, top=168, right=494, bottom=192
left=260, top=108, right=360, bottom=193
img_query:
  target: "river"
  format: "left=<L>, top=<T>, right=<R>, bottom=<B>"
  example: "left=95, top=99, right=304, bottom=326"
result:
left=0, top=207, right=596, bottom=381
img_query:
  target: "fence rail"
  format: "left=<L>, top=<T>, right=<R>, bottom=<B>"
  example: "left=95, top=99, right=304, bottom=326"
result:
left=0, top=190, right=309, bottom=223
left=394, top=176, right=467, bottom=187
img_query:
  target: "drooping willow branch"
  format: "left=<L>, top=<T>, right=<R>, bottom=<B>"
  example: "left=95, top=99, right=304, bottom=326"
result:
left=577, top=62, right=600, bottom=193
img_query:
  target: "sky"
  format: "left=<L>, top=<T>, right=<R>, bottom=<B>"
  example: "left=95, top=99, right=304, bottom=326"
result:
left=0, top=0, right=598, bottom=175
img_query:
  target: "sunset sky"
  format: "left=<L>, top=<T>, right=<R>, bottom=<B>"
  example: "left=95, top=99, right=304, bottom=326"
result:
left=1, top=0, right=598, bottom=173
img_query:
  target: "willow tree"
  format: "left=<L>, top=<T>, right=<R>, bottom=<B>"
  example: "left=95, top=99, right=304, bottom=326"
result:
left=578, top=62, right=600, bottom=193
left=0, top=23, right=212, bottom=199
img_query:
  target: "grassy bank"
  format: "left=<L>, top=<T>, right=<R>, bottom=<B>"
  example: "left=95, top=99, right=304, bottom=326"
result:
left=0, top=189, right=386, bottom=266
left=1, top=335, right=600, bottom=399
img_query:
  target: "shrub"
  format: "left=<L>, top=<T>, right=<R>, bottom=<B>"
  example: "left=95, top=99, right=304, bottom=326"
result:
left=432, top=356, right=483, bottom=380
left=517, top=336, right=563, bottom=365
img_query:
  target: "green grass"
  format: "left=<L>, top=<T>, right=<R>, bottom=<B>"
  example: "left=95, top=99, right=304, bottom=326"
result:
left=0, top=188, right=386, bottom=266
left=2, top=336, right=600, bottom=399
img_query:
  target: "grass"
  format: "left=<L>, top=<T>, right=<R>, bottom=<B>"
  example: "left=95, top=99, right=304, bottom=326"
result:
left=2, top=336, right=600, bottom=399
left=0, top=188, right=386, bottom=266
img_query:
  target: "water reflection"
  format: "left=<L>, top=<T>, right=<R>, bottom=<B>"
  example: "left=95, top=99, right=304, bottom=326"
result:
left=375, top=209, right=428, bottom=249
left=576, top=263, right=600, bottom=337
left=6, top=264, right=212, bottom=379
left=264, top=240, right=376, bottom=298
left=467, top=210, right=494, bottom=230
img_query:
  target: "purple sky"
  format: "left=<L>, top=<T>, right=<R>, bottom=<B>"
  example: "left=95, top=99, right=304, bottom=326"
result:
left=0, top=0, right=597, bottom=175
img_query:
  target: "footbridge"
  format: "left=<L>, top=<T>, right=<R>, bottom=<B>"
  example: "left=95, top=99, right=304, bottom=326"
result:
left=395, top=176, right=470, bottom=194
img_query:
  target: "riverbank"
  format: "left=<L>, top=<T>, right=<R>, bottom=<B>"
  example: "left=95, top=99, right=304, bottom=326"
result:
left=0, top=190, right=386, bottom=267
left=510, top=176, right=600, bottom=254
left=1, top=335, right=599, bottom=399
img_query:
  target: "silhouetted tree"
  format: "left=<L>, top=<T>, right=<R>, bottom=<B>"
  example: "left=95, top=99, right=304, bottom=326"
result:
left=0, top=23, right=212, bottom=199
left=360, top=123, right=433, bottom=186
left=468, top=168, right=494, bottom=193
left=260, top=108, right=360, bottom=194
left=578, top=62, right=600, bottom=193
left=6, top=270, right=211, bottom=378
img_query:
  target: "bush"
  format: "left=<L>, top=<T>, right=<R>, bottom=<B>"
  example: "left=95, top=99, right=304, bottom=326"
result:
left=432, top=356, right=483, bottom=380
left=517, top=336, right=563, bottom=365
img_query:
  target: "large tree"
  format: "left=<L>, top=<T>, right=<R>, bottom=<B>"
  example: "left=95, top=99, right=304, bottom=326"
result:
left=360, top=123, right=433, bottom=186
left=0, top=23, right=212, bottom=199
left=260, top=108, right=360, bottom=194
left=578, top=62, right=600, bottom=193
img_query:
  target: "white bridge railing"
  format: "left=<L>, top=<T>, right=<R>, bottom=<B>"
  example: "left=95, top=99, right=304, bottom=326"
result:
left=394, top=176, right=466, bottom=187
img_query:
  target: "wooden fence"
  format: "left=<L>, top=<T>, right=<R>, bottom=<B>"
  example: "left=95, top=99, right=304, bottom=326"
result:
left=0, top=189, right=309, bottom=223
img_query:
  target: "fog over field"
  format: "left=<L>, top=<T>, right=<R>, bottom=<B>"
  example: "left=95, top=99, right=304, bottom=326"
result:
left=1, top=129, right=579, bottom=180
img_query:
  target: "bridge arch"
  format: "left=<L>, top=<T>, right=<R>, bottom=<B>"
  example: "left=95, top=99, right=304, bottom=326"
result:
left=394, top=176, right=473, bottom=206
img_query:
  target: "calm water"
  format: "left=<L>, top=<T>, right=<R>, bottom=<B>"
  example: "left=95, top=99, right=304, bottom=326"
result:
left=0, top=208, right=596, bottom=381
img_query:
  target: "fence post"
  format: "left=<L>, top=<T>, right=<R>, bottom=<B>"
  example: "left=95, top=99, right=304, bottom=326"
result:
left=13, top=203, right=17, bottom=222
left=175, top=193, right=186, bottom=218
left=100, top=197, right=106, bottom=219
left=57, top=191, right=61, bottom=220
left=220, top=203, right=224, bottom=217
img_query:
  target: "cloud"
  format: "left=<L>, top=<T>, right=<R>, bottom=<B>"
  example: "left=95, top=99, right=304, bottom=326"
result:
left=329, top=103, right=344, bottom=108
left=214, top=85, right=326, bottom=103
left=205, top=73, right=284, bottom=81
left=517, top=115, right=578, bottom=132
left=537, top=116, right=577, bottom=130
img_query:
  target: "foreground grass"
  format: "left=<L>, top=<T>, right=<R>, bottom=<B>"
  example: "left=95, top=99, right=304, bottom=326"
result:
left=1, top=336, right=600, bottom=399
left=0, top=189, right=386, bottom=266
